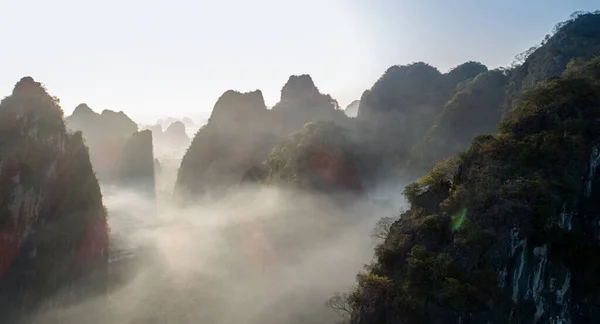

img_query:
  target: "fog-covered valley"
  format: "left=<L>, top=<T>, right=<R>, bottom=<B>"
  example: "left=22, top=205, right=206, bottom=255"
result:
left=3, top=8, right=600, bottom=324
left=22, top=182, right=402, bottom=324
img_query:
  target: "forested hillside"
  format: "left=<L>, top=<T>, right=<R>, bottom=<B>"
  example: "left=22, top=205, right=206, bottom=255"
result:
left=342, top=20, right=600, bottom=324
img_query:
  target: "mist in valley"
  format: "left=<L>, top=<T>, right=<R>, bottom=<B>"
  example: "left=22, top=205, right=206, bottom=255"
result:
left=4, top=4, right=599, bottom=324
left=23, top=180, right=403, bottom=324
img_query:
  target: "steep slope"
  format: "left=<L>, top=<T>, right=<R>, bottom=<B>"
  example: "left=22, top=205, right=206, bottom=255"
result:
left=409, top=70, right=509, bottom=171
left=404, top=12, right=600, bottom=178
left=66, top=104, right=137, bottom=144
left=176, top=90, right=275, bottom=199
left=164, top=121, right=190, bottom=142
left=0, top=77, right=108, bottom=315
left=117, top=130, right=156, bottom=198
left=271, top=74, right=351, bottom=133
left=356, top=62, right=487, bottom=176
left=347, top=59, right=600, bottom=324
left=147, top=121, right=191, bottom=160
left=176, top=75, right=352, bottom=201
left=248, top=121, right=363, bottom=194
left=507, top=11, right=600, bottom=111
left=344, top=100, right=360, bottom=117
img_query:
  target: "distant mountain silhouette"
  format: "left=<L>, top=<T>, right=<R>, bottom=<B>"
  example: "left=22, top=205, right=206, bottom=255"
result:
left=142, top=121, right=190, bottom=160
left=344, top=100, right=360, bottom=117
left=156, top=116, right=197, bottom=129
left=65, top=106, right=156, bottom=195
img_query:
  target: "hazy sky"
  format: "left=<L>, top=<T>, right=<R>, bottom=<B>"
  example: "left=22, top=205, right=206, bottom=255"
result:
left=1, top=0, right=598, bottom=124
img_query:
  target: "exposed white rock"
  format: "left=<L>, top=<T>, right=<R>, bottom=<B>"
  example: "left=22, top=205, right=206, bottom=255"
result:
left=586, top=146, right=600, bottom=197
left=512, top=239, right=527, bottom=302
left=46, top=160, right=57, bottom=180
left=498, top=267, right=507, bottom=288
left=532, top=245, right=548, bottom=322
left=556, top=271, right=570, bottom=306
left=9, top=185, right=42, bottom=225
left=509, top=227, right=523, bottom=257
left=558, top=204, right=573, bottom=231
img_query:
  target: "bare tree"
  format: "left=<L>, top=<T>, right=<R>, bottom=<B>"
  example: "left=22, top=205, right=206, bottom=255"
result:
left=370, top=216, right=396, bottom=242
left=511, top=45, right=540, bottom=67
left=325, top=292, right=353, bottom=320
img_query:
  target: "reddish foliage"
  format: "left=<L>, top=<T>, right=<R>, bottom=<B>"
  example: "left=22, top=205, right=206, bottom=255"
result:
left=76, top=218, right=109, bottom=270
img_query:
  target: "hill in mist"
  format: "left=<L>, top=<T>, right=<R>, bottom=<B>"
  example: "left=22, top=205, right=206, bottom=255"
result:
left=156, top=116, right=197, bottom=130
left=245, top=121, right=363, bottom=194
left=3, top=9, right=600, bottom=324
left=344, top=100, right=360, bottom=117
left=0, top=77, right=108, bottom=320
left=142, top=120, right=191, bottom=160
left=65, top=105, right=156, bottom=195
left=176, top=75, right=352, bottom=201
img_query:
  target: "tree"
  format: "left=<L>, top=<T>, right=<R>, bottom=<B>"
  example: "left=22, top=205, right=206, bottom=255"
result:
left=325, top=292, right=353, bottom=320
left=511, top=45, right=539, bottom=67
left=371, top=215, right=399, bottom=242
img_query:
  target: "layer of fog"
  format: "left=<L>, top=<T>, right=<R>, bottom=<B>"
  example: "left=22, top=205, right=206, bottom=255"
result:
left=24, top=181, right=404, bottom=324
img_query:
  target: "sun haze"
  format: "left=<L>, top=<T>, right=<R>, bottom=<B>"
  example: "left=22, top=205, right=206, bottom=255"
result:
left=1, top=0, right=597, bottom=123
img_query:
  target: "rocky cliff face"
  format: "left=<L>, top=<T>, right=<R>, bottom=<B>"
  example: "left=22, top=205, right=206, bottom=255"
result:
left=0, top=77, right=108, bottom=316
left=347, top=59, right=600, bottom=324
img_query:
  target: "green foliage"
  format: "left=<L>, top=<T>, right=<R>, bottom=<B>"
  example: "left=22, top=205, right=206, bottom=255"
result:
left=357, top=61, right=484, bottom=175
left=408, top=69, right=509, bottom=169
left=506, top=11, right=600, bottom=114
left=349, top=54, right=600, bottom=323
left=263, top=121, right=362, bottom=192
left=403, top=156, right=459, bottom=208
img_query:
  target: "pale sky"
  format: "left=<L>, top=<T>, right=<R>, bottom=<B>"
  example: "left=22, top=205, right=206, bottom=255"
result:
left=1, top=0, right=598, bottom=124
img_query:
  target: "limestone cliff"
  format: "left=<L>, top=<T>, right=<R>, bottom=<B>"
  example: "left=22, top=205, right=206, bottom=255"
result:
left=0, top=77, right=108, bottom=316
